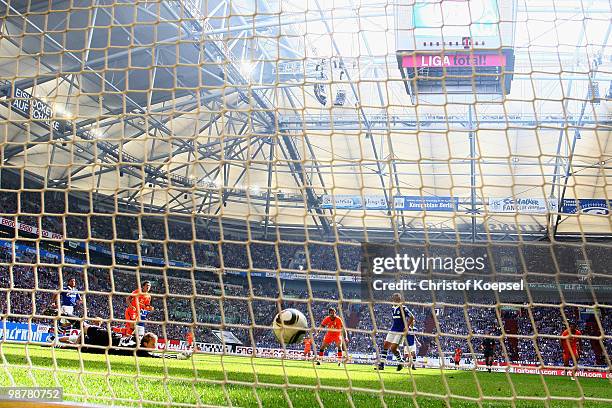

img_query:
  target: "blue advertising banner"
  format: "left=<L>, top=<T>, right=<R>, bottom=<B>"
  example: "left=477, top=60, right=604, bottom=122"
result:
left=0, top=321, right=52, bottom=343
left=394, top=196, right=459, bottom=212
left=74, top=242, right=190, bottom=267
left=321, top=195, right=458, bottom=211
left=0, top=240, right=84, bottom=265
left=561, top=199, right=611, bottom=215
left=321, top=196, right=609, bottom=214
left=0, top=240, right=190, bottom=268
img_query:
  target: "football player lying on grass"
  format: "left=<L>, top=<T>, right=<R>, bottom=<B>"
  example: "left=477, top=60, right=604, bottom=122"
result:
left=55, top=321, right=192, bottom=359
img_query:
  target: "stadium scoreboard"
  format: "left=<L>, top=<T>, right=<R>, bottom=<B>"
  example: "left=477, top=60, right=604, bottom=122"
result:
left=395, top=0, right=517, bottom=99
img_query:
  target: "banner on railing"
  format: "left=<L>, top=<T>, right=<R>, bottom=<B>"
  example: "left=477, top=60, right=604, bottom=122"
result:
left=395, top=196, right=458, bottom=211
left=321, top=195, right=610, bottom=214
left=71, top=241, right=191, bottom=268
left=320, top=195, right=365, bottom=210
left=561, top=199, right=611, bottom=215
left=0, top=217, right=63, bottom=240
left=0, top=240, right=84, bottom=265
left=241, top=270, right=360, bottom=283
left=488, top=198, right=558, bottom=214
left=320, top=195, right=458, bottom=211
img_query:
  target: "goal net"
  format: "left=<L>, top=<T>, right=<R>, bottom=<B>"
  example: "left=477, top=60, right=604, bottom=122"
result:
left=0, top=0, right=610, bottom=407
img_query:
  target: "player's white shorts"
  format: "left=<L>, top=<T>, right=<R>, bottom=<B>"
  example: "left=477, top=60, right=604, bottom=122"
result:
left=385, top=332, right=404, bottom=345
left=404, top=343, right=417, bottom=354
left=60, top=305, right=74, bottom=316
left=60, top=305, right=75, bottom=324
left=406, top=334, right=416, bottom=353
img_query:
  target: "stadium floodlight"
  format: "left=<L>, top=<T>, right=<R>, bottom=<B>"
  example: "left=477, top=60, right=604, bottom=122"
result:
left=240, top=61, right=255, bottom=78
left=53, top=104, right=74, bottom=120
left=0, top=0, right=610, bottom=407
left=88, top=128, right=103, bottom=138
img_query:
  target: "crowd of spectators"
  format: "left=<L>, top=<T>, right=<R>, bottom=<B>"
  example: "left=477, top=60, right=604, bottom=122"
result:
left=1, top=188, right=610, bottom=281
left=0, top=186, right=364, bottom=271
left=0, top=187, right=610, bottom=367
left=1, top=246, right=610, bottom=367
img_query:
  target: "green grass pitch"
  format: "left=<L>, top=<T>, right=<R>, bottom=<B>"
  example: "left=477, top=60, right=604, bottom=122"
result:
left=0, top=344, right=610, bottom=407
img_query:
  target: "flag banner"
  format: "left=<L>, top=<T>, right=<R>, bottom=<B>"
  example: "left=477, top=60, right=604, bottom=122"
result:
left=211, top=330, right=243, bottom=345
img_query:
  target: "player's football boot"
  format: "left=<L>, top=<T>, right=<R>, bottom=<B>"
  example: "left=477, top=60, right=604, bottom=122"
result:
left=375, top=362, right=384, bottom=370
left=396, top=363, right=403, bottom=372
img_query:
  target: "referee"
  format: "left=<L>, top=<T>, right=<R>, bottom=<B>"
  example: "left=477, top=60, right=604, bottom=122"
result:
left=481, top=330, right=496, bottom=373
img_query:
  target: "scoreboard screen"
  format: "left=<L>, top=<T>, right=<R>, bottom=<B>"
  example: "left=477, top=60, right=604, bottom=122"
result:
left=395, top=0, right=517, bottom=98
left=396, top=0, right=516, bottom=52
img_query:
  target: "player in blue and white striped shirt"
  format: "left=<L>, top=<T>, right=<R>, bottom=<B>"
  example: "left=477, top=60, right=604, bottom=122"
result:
left=376, top=293, right=414, bottom=371
left=57, top=277, right=82, bottom=315
left=54, top=277, right=82, bottom=334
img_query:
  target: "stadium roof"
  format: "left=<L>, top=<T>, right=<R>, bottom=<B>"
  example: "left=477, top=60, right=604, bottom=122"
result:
left=0, top=0, right=610, bottom=239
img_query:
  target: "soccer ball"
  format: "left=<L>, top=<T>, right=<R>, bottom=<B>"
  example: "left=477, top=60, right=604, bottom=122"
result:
left=272, top=309, right=308, bottom=344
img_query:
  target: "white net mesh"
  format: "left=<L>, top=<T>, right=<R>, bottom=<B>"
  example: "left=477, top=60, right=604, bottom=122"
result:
left=0, top=0, right=611, bottom=407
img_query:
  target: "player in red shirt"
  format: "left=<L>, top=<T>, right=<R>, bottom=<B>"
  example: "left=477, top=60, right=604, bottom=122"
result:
left=124, top=281, right=154, bottom=339
left=186, top=329, right=194, bottom=350
left=303, top=337, right=314, bottom=360
left=316, top=308, right=349, bottom=366
left=453, top=347, right=462, bottom=368
left=560, top=323, right=582, bottom=380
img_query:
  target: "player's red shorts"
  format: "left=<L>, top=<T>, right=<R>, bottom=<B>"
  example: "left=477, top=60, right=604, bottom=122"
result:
left=323, top=333, right=342, bottom=345
left=125, top=307, right=138, bottom=322
left=304, top=345, right=311, bottom=353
